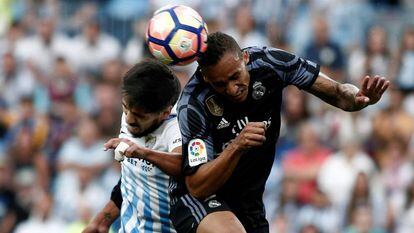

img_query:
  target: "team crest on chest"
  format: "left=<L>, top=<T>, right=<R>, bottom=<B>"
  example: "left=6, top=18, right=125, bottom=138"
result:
left=205, top=95, right=223, bottom=116
left=144, top=135, right=156, bottom=148
left=252, top=81, right=266, bottom=100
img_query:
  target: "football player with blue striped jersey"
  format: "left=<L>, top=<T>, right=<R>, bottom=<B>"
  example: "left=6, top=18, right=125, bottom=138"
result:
left=83, top=60, right=182, bottom=233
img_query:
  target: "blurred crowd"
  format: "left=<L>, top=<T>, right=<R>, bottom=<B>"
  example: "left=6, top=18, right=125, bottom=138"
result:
left=0, top=0, right=413, bottom=233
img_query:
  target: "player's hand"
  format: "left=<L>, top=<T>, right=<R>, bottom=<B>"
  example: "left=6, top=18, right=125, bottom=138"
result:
left=82, top=217, right=111, bottom=233
left=82, top=222, right=109, bottom=233
left=233, top=122, right=267, bottom=151
left=104, top=138, right=148, bottom=159
left=355, top=75, right=389, bottom=107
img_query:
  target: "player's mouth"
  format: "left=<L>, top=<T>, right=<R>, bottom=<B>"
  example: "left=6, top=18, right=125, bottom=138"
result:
left=127, top=125, right=141, bottom=134
left=229, top=89, right=247, bottom=102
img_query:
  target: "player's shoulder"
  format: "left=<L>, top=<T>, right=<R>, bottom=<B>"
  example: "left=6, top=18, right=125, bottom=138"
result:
left=245, top=46, right=301, bottom=74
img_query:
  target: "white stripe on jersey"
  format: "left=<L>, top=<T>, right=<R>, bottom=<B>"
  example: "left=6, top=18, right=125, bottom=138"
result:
left=118, top=113, right=181, bottom=233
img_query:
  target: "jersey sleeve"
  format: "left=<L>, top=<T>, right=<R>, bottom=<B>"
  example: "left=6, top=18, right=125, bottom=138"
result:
left=263, top=47, right=320, bottom=89
left=177, top=99, right=215, bottom=176
left=164, top=118, right=182, bottom=152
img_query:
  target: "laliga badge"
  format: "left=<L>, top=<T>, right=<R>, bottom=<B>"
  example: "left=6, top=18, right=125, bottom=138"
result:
left=188, top=139, right=208, bottom=167
left=252, top=81, right=266, bottom=100
left=205, top=96, right=223, bottom=116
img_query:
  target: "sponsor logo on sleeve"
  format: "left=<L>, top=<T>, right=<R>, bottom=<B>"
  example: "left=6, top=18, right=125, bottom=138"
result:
left=188, top=139, right=208, bottom=167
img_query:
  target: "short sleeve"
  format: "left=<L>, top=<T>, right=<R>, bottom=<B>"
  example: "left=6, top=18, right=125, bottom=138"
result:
left=262, top=47, right=320, bottom=89
left=178, top=99, right=215, bottom=176
left=164, top=118, right=182, bottom=152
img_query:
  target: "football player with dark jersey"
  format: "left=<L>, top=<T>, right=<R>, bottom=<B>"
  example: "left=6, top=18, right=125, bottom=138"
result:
left=169, top=32, right=389, bottom=233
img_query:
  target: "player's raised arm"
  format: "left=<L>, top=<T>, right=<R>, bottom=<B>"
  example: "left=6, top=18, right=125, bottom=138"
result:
left=104, top=138, right=182, bottom=177
left=307, top=72, right=390, bottom=111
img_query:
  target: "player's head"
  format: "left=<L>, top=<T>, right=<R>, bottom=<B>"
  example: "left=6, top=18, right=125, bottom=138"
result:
left=198, top=32, right=250, bottom=103
left=122, top=59, right=181, bottom=137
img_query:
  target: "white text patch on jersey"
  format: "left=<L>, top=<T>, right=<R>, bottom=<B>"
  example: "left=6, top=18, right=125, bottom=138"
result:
left=188, top=139, right=208, bottom=167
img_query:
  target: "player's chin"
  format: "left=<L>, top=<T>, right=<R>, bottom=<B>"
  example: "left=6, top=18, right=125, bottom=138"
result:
left=229, top=92, right=248, bottom=103
left=127, top=126, right=142, bottom=136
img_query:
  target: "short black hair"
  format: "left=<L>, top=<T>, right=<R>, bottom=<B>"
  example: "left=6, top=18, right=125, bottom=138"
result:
left=122, top=59, right=181, bottom=113
left=197, top=32, right=242, bottom=67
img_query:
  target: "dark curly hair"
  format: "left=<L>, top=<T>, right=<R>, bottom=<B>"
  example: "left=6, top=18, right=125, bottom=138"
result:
left=122, top=59, right=181, bottom=113
left=197, top=32, right=242, bottom=67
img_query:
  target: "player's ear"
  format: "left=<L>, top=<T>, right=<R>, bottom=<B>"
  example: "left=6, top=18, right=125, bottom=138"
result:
left=200, top=69, right=208, bottom=82
left=243, top=50, right=249, bottom=64
left=202, top=74, right=208, bottom=82
left=160, top=106, right=173, bottom=120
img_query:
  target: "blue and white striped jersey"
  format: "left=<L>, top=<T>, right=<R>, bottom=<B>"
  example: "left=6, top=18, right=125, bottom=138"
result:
left=118, top=112, right=181, bottom=233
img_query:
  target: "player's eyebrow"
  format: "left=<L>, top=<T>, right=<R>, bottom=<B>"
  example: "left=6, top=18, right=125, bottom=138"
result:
left=122, top=101, right=142, bottom=116
left=228, top=70, right=240, bottom=80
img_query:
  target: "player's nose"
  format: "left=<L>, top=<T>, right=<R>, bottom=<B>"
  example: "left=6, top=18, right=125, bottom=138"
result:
left=125, top=113, right=137, bottom=125
left=226, top=82, right=239, bottom=97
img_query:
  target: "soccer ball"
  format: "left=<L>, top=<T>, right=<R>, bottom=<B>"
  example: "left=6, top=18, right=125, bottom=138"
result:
left=146, top=5, right=208, bottom=65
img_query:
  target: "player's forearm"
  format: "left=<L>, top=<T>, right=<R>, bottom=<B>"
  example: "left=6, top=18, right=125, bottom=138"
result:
left=336, top=83, right=368, bottom=111
left=186, top=143, right=245, bottom=199
left=92, top=200, right=120, bottom=227
left=309, top=72, right=365, bottom=112
left=141, top=148, right=182, bottom=177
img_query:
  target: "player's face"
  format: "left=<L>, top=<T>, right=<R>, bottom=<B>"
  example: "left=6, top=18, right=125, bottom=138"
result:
left=122, top=99, right=169, bottom=137
left=202, top=51, right=250, bottom=103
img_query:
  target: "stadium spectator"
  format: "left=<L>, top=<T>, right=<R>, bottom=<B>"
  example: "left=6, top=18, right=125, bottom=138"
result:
left=304, top=16, right=345, bottom=82
left=0, top=157, right=27, bottom=233
left=5, top=96, right=49, bottom=191
left=44, top=97, right=80, bottom=168
left=92, top=81, right=122, bottom=139
left=123, top=19, right=148, bottom=66
left=278, top=86, right=310, bottom=160
left=0, top=52, right=36, bottom=108
left=296, top=188, right=340, bottom=233
left=14, top=193, right=66, bottom=233
left=348, top=25, right=391, bottom=85
left=283, top=121, right=331, bottom=204
left=344, top=204, right=386, bottom=233
left=396, top=179, right=414, bottom=233
left=226, top=3, right=269, bottom=48
left=318, top=136, right=376, bottom=208
left=14, top=17, right=72, bottom=74
left=71, top=20, right=121, bottom=75
left=393, top=26, right=414, bottom=91
left=376, top=139, right=414, bottom=225
left=372, top=86, right=414, bottom=154
left=54, top=116, right=112, bottom=222
left=270, top=177, right=300, bottom=233
left=344, top=172, right=388, bottom=230
left=0, top=21, right=24, bottom=56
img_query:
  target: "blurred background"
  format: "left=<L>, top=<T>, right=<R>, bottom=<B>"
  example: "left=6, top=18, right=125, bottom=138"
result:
left=0, top=0, right=413, bottom=232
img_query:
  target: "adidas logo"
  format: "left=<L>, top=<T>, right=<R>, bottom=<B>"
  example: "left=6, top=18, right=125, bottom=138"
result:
left=217, top=118, right=230, bottom=129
